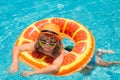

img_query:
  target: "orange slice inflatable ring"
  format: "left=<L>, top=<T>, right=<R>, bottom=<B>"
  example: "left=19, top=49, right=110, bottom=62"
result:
left=15, top=18, right=95, bottom=76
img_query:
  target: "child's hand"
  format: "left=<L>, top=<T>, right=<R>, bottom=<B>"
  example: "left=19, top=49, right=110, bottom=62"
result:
left=21, top=71, right=33, bottom=77
left=9, top=64, right=19, bottom=73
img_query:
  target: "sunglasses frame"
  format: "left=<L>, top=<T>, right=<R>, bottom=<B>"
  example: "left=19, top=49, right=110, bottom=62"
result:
left=39, top=40, right=57, bottom=47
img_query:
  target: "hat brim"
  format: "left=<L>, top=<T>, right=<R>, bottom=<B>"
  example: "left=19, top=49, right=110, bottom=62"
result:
left=41, top=32, right=63, bottom=40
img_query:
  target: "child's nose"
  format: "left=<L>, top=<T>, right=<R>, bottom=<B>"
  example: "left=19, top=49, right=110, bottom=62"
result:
left=45, top=42, right=50, bottom=45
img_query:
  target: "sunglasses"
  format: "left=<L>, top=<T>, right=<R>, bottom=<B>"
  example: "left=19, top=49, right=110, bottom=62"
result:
left=39, top=40, right=57, bottom=47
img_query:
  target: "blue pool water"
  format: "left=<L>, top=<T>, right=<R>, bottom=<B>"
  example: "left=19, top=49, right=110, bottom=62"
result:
left=0, top=0, right=120, bottom=80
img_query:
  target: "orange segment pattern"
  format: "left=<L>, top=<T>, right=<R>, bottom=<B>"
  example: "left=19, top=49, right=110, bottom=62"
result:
left=35, top=20, right=49, bottom=30
left=73, top=42, right=87, bottom=54
left=51, top=18, right=66, bottom=32
left=24, top=27, right=39, bottom=41
left=62, top=54, right=76, bottom=65
left=31, top=51, right=44, bottom=59
left=15, top=18, right=95, bottom=76
left=44, top=57, right=54, bottom=64
left=73, top=30, right=87, bottom=42
left=64, top=21, right=79, bottom=37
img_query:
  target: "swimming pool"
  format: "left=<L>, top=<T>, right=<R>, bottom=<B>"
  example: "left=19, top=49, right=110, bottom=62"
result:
left=0, top=0, right=120, bottom=80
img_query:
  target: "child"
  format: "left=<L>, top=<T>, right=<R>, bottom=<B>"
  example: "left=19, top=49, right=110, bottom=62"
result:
left=65, top=46, right=120, bottom=75
left=9, top=23, right=66, bottom=76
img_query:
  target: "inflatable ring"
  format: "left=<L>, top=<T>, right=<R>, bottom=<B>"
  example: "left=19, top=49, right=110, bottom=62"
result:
left=15, top=18, right=95, bottom=76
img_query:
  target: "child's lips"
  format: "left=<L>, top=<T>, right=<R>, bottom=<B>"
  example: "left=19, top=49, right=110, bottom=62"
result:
left=44, top=47, right=51, bottom=50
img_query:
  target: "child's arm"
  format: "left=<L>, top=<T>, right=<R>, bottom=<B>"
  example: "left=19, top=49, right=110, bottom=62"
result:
left=9, top=42, right=35, bottom=73
left=21, top=50, right=65, bottom=76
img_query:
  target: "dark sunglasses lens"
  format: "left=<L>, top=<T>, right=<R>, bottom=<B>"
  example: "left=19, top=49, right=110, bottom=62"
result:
left=49, top=43, right=55, bottom=46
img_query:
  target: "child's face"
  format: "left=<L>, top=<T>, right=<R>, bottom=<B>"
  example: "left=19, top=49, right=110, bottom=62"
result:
left=39, top=34, right=58, bottom=52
